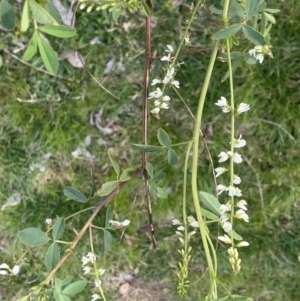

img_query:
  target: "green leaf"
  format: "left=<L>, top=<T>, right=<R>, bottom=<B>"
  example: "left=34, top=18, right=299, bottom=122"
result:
left=141, top=0, right=151, bottom=17
left=111, top=8, right=121, bottom=21
left=149, top=181, right=156, bottom=197
left=244, top=52, right=257, bottom=64
left=152, top=171, right=165, bottom=181
left=146, top=162, right=154, bottom=179
left=201, top=208, right=219, bottom=220
left=55, top=278, right=63, bottom=292
left=119, top=168, right=136, bottom=181
left=52, top=217, right=65, bottom=240
left=264, top=8, right=280, bottom=14
left=157, top=187, right=168, bottom=199
left=23, top=31, right=38, bottom=61
left=37, top=35, right=59, bottom=75
left=167, top=148, right=177, bottom=165
left=61, top=277, right=72, bottom=287
left=157, top=128, right=172, bottom=148
left=199, top=191, right=221, bottom=216
left=18, top=228, right=50, bottom=247
left=21, top=0, right=30, bottom=32
left=108, top=151, right=120, bottom=177
left=62, top=280, right=88, bottom=295
left=228, top=229, right=243, bottom=241
left=63, top=187, right=88, bottom=203
left=105, top=205, right=114, bottom=228
left=53, top=291, right=71, bottom=301
left=229, top=0, right=244, bottom=19
left=242, top=24, right=266, bottom=45
left=45, top=242, right=60, bottom=271
left=39, top=25, right=76, bottom=38
left=212, top=24, right=242, bottom=40
left=0, top=55, right=2, bottom=68
left=104, top=230, right=113, bottom=250
left=263, top=12, right=276, bottom=24
left=29, top=0, right=58, bottom=25
left=43, top=1, right=62, bottom=23
left=0, top=0, right=15, bottom=30
left=133, top=144, right=163, bottom=153
left=245, top=0, right=265, bottom=20
left=97, top=181, right=118, bottom=196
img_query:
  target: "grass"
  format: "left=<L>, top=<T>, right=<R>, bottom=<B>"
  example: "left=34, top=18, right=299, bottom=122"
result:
left=1, top=1, right=300, bottom=300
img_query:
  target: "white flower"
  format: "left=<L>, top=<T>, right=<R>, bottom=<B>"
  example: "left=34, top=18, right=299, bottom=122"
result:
left=11, top=265, right=20, bottom=276
left=122, top=219, right=130, bottom=227
left=171, top=80, right=180, bottom=88
left=215, top=96, right=231, bottom=113
left=98, top=268, right=105, bottom=275
left=187, top=216, right=199, bottom=227
left=151, top=107, right=160, bottom=114
left=248, top=45, right=272, bottom=64
left=162, top=95, right=170, bottom=101
left=218, top=235, right=232, bottom=244
left=236, top=241, right=249, bottom=247
left=235, top=209, right=249, bottom=222
left=227, top=151, right=243, bottom=163
left=228, top=186, right=242, bottom=197
left=236, top=200, right=247, bottom=211
left=184, top=35, right=190, bottom=44
left=94, top=279, right=102, bottom=288
left=233, top=175, right=241, bottom=185
left=220, top=213, right=229, bottom=223
left=0, top=263, right=10, bottom=270
left=148, top=87, right=163, bottom=99
left=237, top=103, right=250, bottom=114
left=172, top=219, right=181, bottom=225
left=234, top=135, right=246, bottom=148
left=166, top=44, right=174, bottom=53
left=82, top=252, right=96, bottom=266
left=151, top=79, right=161, bottom=85
left=162, top=67, right=175, bottom=84
left=222, top=221, right=232, bottom=232
left=160, top=102, right=169, bottom=109
left=177, top=226, right=185, bottom=231
left=91, top=294, right=101, bottom=301
left=161, top=55, right=171, bottom=61
left=216, top=184, right=227, bottom=195
left=218, top=151, right=229, bottom=162
left=215, top=167, right=227, bottom=177
left=83, top=266, right=91, bottom=275
left=219, top=202, right=231, bottom=214
left=0, top=270, right=8, bottom=275
left=45, top=219, right=52, bottom=225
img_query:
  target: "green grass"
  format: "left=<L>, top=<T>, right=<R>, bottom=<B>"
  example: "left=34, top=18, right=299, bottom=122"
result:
left=1, top=1, right=300, bottom=301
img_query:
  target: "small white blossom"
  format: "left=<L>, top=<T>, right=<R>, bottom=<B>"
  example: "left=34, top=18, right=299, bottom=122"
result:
left=160, top=102, right=169, bottom=109
left=219, top=202, right=231, bottom=215
left=236, top=241, right=249, bottom=247
left=151, top=107, right=160, bottom=114
left=161, top=55, right=171, bottom=61
left=227, top=151, right=243, bottom=163
left=148, top=87, right=163, bottom=99
left=122, top=219, right=130, bottom=226
left=235, top=209, right=249, bottom=222
left=236, top=200, right=248, bottom=211
left=0, top=263, right=10, bottom=270
left=0, top=270, right=8, bottom=275
left=98, top=268, right=105, bottom=275
left=187, top=216, right=199, bottom=227
left=83, top=266, right=91, bottom=275
left=82, top=252, right=96, bottom=266
left=171, top=80, right=180, bottom=88
left=237, top=103, right=250, bottom=114
left=184, top=35, right=190, bottom=44
left=94, top=279, right=102, bottom=288
left=11, top=265, right=20, bottom=276
left=216, top=184, right=227, bottom=195
left=233, top=175, right=241, bottom=185
left=218, top=235, right=232, bottom=244
left=215, top=96, right=231, bottom=113
left=222, top=221, right=232, bottom=232
left=162, top=67, right=175, bottom=84
left=233, top=135, right=246, bottom=148
left=215, top=167, right=227, bottom=177
left=45, top=219, right=52, bottom=225
left=162, top=95, right=170, bottom=101
left=249, top=45, right=273, bottom=64
left=151, top=79, right=161, bottom=85
left=166, top=44, right=174, bottom=53
left=177, top=226, right=185, bottom=231
left=91, top=294, right=101, bottom=301
left=220, top=213, right=229, bottom=223
left=228, top=186, right=242, bottom=197
left=218, top=151, right=229, bottom=163
left=172, top=219, right=181, bottom=225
